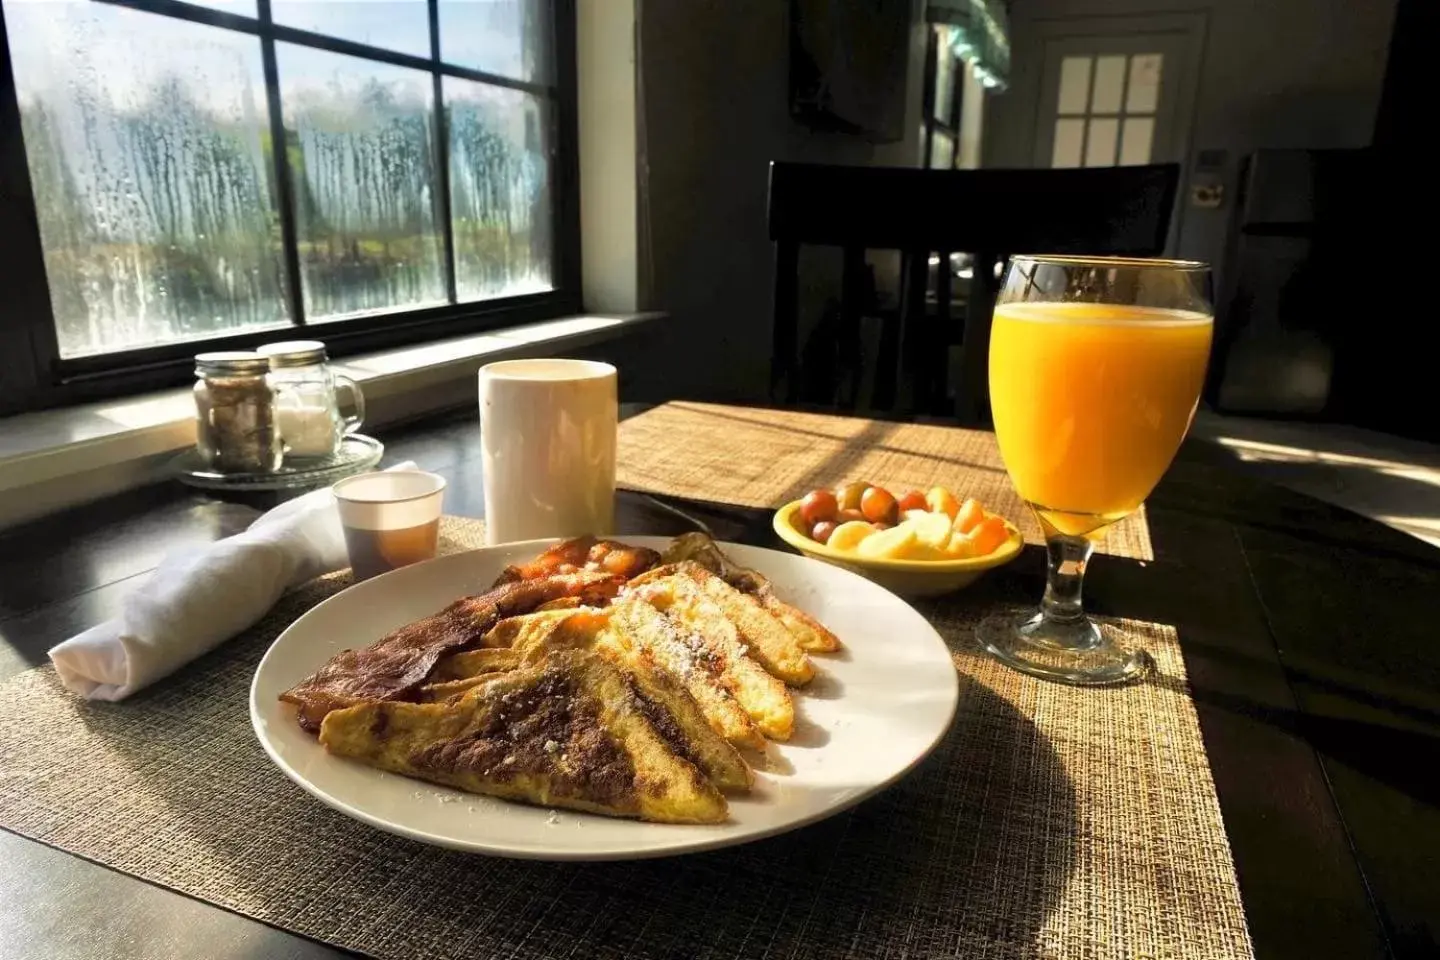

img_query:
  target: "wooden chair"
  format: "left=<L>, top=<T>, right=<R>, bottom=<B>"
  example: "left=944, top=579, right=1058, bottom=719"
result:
left=767, top=161, right=1180, bottom=423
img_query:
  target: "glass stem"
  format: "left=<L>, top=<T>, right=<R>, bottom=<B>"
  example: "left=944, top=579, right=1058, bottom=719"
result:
left=1041, top=533, right=1093, bottom=625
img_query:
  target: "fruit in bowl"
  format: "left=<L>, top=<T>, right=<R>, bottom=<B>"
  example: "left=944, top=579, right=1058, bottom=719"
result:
left=774, top=482, right=1022, bottom=597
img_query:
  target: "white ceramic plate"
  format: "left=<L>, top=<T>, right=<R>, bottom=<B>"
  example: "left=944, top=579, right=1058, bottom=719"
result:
left=251, top=537, right=959, bottom=860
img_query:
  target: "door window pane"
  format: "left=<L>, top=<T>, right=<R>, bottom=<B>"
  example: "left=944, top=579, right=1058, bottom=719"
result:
left=1056, top=56, right=1091, bottom=115
left=440, top=0, right=551, bottom=82
left=1085, top=117, right=1119, bottom=167
left=1051, top=118, right=1085, bottom=168
left=1119, top=116, right=1155, bottom=165
left=1090, top=55, right=1127, bottom=113
left=279, top=45, right=446, bottom=320
left=446, top=80, right=554, bottom=301
left=1126, top=54, right=1163, bottom=113
left=5, top=1, right=288, bottom=357
left=272, top=0, right=430, bottom=58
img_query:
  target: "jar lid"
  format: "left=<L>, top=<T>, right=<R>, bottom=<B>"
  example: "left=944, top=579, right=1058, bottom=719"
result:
left=195, top=351, right=270, bottom=377
left=256, top=340, right=328, bottom=368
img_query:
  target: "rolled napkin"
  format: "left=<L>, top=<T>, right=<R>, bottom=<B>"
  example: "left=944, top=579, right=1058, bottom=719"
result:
left=49, top=462, right=417, bottom=700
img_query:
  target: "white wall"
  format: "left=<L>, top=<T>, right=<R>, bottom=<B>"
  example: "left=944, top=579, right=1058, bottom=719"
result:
left=624, top=0, right=926, bottom=402
left=984, top=0, right=1397, bottom=275
left=577, top=0, right=638, bottom=313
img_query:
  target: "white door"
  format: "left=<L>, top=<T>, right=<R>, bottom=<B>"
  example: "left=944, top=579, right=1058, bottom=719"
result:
left=1032, top=34, right=1191, bottom=170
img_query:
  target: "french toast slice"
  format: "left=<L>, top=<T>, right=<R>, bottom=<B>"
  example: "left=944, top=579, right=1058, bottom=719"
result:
left=429, top=647, right=521, bottom=683
left=281, top=573, right=620, bottom=732
left=319, top=650, right=728, bottom=824
left=663, top=533, right=841, bottom=652
left=754, top=593, right=841, bottom=653
left=631, top=563, right=815, bottom=686
left=607, top=598, right=770, bottom=749
left=478, top=608, right=581, bottom=650
left=620, top=584, right=795, bottom=742
left=415, top=675, right=495, bottom=703
left=497, top=611, right=752, bottom=791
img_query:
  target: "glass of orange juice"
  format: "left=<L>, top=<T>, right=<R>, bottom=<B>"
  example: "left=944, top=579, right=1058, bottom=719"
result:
left=978, top=255, right=1213, bottom=685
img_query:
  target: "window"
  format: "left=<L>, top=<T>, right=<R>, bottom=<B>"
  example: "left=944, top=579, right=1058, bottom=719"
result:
left=921, top=27, right=957, bottom=169
left=0, top=0, right=575, bottom=410
left=1049, top=52, right=1162, bottom=169
left=921, top=25, right=987, bottom=171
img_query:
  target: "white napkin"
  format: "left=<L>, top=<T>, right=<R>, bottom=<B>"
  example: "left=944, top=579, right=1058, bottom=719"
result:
left=49, top=462, right=416, bottom=700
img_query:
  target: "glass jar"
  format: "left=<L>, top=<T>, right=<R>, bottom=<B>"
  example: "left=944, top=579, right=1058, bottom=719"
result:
left=193, top=352, right=283, bottom=473
left=256, top=340, right=365, bottom=460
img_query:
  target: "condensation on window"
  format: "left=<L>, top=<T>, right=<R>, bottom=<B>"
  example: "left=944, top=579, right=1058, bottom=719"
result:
left=272, top=0, right=430, bottom=60
left=3, top=0, right=559, bottom=355
left=439, top=0, right=551, bottom=82
left=6, top=1, right=290, bottom=357
left=446, top=80, right=554, bottom=303
left=278, top=44, right=447, bottom=322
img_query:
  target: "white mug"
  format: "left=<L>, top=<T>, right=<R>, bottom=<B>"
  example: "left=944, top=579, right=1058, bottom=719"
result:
left=478, top=359, right=618, bottom=545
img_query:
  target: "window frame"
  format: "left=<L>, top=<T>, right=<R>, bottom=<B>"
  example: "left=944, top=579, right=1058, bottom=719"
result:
left=0, top=0, right=580, bottom=415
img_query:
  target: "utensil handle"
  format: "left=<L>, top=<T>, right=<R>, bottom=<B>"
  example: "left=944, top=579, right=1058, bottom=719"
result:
left=336, top=375, right=365, bottom=435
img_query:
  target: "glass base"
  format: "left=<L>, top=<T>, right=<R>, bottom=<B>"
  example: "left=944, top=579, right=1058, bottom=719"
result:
left=977, top=612, right=1152, bottom=686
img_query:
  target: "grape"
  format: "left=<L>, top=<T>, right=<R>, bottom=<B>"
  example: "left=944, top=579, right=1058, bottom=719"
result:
left=897, top=490, right=928, bottom=513
left=860, top=486, right=898, bottom=524
left=799, top=489, right=838, bottom=526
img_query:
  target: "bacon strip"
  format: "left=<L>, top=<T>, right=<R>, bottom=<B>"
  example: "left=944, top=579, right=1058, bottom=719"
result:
left=280, top=574, right=620, bottom=732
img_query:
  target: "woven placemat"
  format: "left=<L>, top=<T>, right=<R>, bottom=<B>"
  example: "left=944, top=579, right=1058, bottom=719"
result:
left=0, top=516, right=1250, bottom=959
left=616, top=402, right=1153, bottom=560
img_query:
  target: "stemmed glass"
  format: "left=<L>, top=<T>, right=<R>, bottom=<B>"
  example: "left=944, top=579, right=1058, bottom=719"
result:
left=978, top=256, right=1213, bottom=685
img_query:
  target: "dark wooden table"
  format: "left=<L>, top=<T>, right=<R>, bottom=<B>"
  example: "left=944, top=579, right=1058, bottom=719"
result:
left=1, top=406, right=1437, bottom=960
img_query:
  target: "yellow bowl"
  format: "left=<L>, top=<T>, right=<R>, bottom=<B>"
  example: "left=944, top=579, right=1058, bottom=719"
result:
left=772, top=500, right=1024, bottom=598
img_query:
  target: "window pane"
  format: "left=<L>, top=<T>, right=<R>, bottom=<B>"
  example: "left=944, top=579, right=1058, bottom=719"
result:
left=956, top=69, right=985, bottom=170
left=934, top=47, right=955, bottom=123
left=1119, top=116, right=1155, bottom=165
left=279, top=45, right=446, bottom=321
left=1056, top=56, right=1091, bottom=115
left=1051, top=118, right=1084, bottom=168
left=929, top=129, right=955, bottom=170
left=1090, top=56, right=1126, bottom=113
left=4, top=1, right=289, bottom=358
left=440, top=0, right=551, bottom=82
left=446, top=79, right=553, bottom=301
left=1126, top=53, right=1163, bottom=113
left=1085, top=117, right=1119, bottom=167
left=273, top=0, right=430, bottom=58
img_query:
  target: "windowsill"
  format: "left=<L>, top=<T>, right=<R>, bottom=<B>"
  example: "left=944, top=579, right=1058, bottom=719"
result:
left=0, top=313, right=661, bottom=530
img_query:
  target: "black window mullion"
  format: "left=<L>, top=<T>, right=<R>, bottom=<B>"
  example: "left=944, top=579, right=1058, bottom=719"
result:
left=429, top=0, right=457, bottom=305
left=549, top=0, right=581, bottom=299
left=257, top=0, right=307, bottom=327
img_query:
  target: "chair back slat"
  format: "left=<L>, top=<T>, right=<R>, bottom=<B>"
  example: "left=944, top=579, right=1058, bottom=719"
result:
left=770, top=239, right=801, bottom=403
left=767, top=162, right=1180, bottom=420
